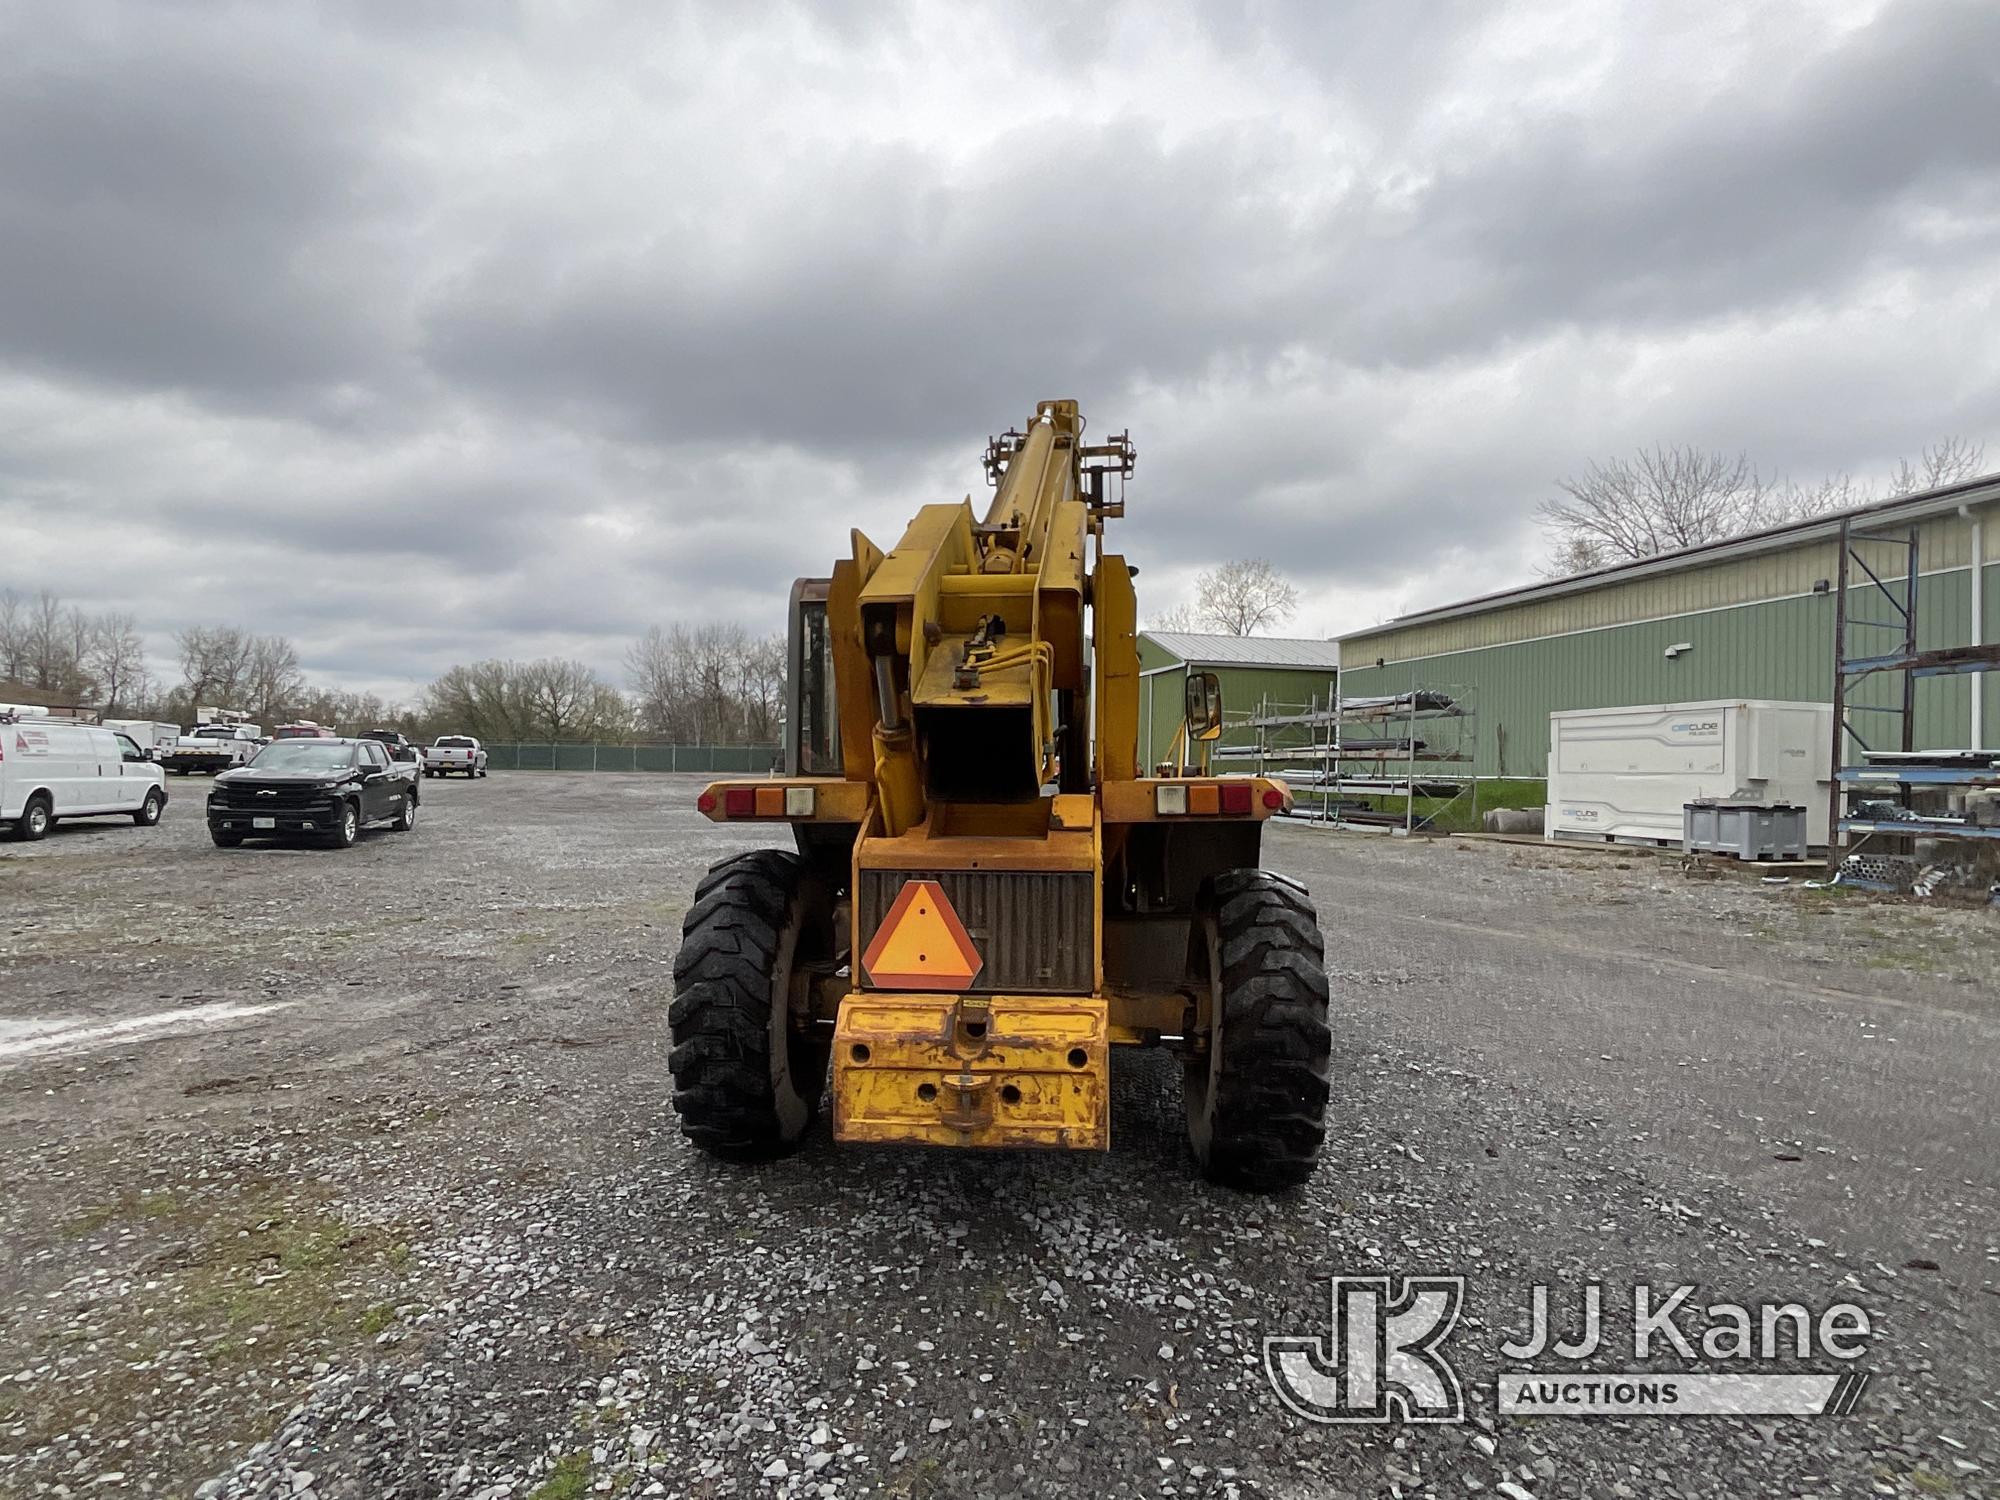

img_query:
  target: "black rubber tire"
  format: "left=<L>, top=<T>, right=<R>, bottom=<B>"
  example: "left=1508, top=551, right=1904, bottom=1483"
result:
left=133, top=789, right=165, bottom=826
left=669, top=850, right=833, bottom=1160
left=392, top=791, right=417, bottom=832
left=324, top=799, right=360, bottom=849
left=1185, top=869, right=1332, bottom=1191
left=210, top=829, right=244, bottom=848
left=14, top=794, right=53, bottom=842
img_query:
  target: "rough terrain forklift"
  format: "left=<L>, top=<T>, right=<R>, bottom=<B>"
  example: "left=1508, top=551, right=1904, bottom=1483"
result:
left=670, top=400, right=1331, bottom=1189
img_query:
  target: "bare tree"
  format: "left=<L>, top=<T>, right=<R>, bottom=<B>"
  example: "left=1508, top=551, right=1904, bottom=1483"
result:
left=628, top=623, right=795, bottom=744
left=627, top=624, right=689, bottom=740
left=517, top=658, right=631, bottom=741
left=687, top=624, right=748, bottom=744
left=0, top=590, right=23, bottom=682
left=424, top=658, right=630, bottom=742
left=1539, top=447, right=1766, bottom=568
left=175, top=625, right=254, bottom=712
left=1542, top=534, right=1611, bottom=577
left=1543, top=437, right=1991, bottom=575
left=737, top=632, right=786, bottom=743
left=1194, top=559, right=1299, bottom=636
left=423, top=660, right=530, bottom=741
left=88, top=613, right=148, bottom=714
left=242, top=634, right=307, bottom=726
left=1888, top=436, right=1985, bottom=497
left=24, top=590, right=72, bottom=692
left=1145, top=602, right=1202, bottom=633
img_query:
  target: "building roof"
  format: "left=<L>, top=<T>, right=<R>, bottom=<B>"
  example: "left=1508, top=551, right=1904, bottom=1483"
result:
left=0, top=679, right=97, bottom=713
left=1140, top=632, right=1342, bottom=670
left=1341, top=468, right=2000, bottom=641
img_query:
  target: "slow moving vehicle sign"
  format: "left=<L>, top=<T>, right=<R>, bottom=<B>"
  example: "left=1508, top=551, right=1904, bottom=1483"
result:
left=860, top=880, right=983, bottom=990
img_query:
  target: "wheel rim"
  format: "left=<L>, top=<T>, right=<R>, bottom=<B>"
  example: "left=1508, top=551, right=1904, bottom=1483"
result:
left=343, top=807, right=357, bottom=840
left=29, top=805, right=48, bottom=834
left=769, top=900, right=811, bottom=1136
left=1185, top=908, right=1225, bottom=1162
left=143, top=795, right=160, bottom=822
left=403, top=797, right=416, bottom=827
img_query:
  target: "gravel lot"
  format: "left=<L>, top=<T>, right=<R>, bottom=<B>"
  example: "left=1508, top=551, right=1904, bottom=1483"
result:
left=1, top=772, right=1995, bottom=1499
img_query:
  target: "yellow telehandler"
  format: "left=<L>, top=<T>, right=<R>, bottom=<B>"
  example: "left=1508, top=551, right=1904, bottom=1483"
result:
left=672, top=400, right=1330, bottom=1189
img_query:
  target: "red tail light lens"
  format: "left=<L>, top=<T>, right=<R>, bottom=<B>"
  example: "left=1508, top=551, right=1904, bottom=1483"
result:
left=1219, top=781, right=1252, bottom=815
left=723, top=787, right=755, bottom=818
left=696, top=791, right=718, bottom=814
left=1262, top=787, right=1286, bottom=809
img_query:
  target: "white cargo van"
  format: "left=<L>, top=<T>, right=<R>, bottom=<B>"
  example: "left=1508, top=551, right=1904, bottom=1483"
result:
left=2, top=717, right=169, bottom=841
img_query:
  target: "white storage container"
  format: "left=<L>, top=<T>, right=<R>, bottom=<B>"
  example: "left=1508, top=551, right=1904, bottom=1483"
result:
left=1545, top=700, right=1832, bottom=849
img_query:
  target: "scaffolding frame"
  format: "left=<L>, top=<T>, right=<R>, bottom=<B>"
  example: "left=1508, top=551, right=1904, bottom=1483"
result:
left=1827, top=513, right=2000, bottom=876
left=1218, top=679, right=1479, bottom=834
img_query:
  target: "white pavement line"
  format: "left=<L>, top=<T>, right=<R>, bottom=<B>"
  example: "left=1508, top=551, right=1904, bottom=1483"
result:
left=0, top=1001, right=293, bottom=1062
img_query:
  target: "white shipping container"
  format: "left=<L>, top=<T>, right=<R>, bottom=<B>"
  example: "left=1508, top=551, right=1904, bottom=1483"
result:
left=1545, top=699, right=1833, bottom=849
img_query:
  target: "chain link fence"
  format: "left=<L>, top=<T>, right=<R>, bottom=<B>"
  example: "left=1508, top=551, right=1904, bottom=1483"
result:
left=482, top=743, right=780, bottom=774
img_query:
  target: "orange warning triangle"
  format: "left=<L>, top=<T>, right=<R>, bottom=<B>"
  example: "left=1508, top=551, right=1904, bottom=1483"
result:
left=861, top=879, right=983, bottom=991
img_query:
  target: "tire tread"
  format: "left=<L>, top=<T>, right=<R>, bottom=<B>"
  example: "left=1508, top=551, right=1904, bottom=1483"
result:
left=668, top=849, right=823, bottom=1161
left=1193, top=869, right=1332, bottom=1191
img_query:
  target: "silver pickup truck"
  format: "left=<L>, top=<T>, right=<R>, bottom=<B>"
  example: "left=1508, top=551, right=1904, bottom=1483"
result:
left=421, top=735, right=489, bottom=778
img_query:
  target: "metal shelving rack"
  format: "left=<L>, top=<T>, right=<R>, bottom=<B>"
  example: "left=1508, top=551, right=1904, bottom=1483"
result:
left=1827, top=513, right=2000, bottom=878
left=1218, top=682, right=1478, bottom=833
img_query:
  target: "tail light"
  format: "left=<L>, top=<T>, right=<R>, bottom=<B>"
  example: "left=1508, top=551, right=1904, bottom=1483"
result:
left=1157, top=779, right=1263, bottom=817
left=711, top=785, right=817, bottom=819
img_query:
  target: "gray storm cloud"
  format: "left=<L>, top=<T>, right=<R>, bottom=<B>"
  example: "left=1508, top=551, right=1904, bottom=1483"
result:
left=1, top=0, right=1995, bottom=699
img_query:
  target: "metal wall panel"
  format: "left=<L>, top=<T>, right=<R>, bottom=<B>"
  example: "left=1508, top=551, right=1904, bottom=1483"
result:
left=1334, top=568, right=1981, bottom=778
left=1343, top=506, right=1990, bottom=666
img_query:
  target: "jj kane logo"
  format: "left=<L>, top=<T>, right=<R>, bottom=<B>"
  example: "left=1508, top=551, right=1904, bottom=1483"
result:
left=1265, top=1277, right=1466, bottom=1424
left=1267, top=1278, right=1873, bottom=1423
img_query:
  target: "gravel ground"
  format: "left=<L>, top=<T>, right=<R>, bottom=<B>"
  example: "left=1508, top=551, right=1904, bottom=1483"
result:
left=0, top=772, right=1994, bottom=1500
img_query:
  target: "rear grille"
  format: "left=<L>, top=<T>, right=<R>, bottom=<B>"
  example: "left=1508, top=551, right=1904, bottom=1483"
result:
left=858, top=869, right=1093, bottom=994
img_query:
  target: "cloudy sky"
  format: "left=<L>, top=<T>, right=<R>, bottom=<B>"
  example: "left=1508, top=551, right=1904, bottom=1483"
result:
left=4, top=0, right=1997, bottom=702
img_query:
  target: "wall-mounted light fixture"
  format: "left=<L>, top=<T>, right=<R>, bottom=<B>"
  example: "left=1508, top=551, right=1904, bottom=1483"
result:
left=1664, top=642, right=1693, bottom=660
left=1812, top=578, right=1831, bottom=594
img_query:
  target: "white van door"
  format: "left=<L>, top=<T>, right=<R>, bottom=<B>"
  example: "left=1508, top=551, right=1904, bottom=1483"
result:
left=90, top=728, right=140, bottom=812
left=68, top=727, right=115, bottom=814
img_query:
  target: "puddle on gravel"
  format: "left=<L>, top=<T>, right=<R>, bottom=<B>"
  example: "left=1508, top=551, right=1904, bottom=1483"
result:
left=0, top=1002, right=292, bottom=1062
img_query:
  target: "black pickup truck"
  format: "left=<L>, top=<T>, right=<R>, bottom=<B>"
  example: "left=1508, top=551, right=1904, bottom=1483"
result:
left=208, top=737, right=420, bottom=849
left=359, top=727, right=424, bottom=773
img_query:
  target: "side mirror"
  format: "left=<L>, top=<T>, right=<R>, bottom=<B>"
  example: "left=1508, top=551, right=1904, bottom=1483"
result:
left=1184, top=670, right=1224, bottom=743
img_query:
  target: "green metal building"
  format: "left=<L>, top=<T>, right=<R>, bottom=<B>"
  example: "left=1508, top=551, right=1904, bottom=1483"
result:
left=1336, top=475, right=2000, bottom=779
left=1136, top=632, right=1342, bottom=771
